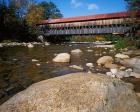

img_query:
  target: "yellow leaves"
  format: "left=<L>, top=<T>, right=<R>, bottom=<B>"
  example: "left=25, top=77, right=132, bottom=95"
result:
left=26, top=5, right=44, bottom=26
left=95, top=35, right=105, bottom=41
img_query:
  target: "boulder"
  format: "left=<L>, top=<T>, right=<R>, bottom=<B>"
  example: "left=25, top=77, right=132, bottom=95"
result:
left=104, top=63, right=119, bottom=69
left=0, top=44, right=3, bottom=47
left=36, top=63, right=41, bottom=66
left=69, top=65, right=83, bottom=70
left=110, top=68, right=118, bottom=74
left=115, top=53, right=130, bottom=59
left=86, top=63, right=94, bottom=67
left=0, top=73, right=140, bottom=112
left=86, top=50, right=93, bottom=52
left=136, top=93, right=140, bottom=98
left=117, top=58, right=140, bottom=73
left=123, top=50, right=140, bottom=56
left=44, top=42, right=50, bottom=46
left=32, top=59, right=39, bottom=62
left=119, top=66, right=126, bottom=70
left=71, top=49, right=82, bottom=54
left=53, top=53, right=70, bottom=63
left=115, top=71, right=131, bottom=78
left=130, top=72, right=140, bottom=78
left=97, top=56, right=113, bottom=65
left=27, top=43, right=34, bottom=48
left=106, top=72, right=115, bottom=78
left=37, top=35, right=44, bottom=43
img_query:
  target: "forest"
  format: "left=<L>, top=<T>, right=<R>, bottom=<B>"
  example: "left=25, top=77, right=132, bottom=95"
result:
left=0, top=0, right=63, bottom=42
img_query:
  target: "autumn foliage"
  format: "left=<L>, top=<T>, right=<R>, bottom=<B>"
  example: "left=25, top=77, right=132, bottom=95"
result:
left=26, top=5, right=44, bottom=26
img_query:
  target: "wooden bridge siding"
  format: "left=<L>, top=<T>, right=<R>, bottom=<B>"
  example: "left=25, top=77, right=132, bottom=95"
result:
left=38, top=18, right=132, bottom=36
left=45, top=25, right=131, bottom=35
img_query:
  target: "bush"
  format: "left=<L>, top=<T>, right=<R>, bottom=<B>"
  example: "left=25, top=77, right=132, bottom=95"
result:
left=1, top=40, right=13, bottom=43
left=115, top=37, right=138, bottom=49
left=69, top=36, right=94, bottom=42
left=104, top=34, right=120, bottom=42
left=115, top=38, right=128, bottom=49
left=134, top=36, right=140, bottom=48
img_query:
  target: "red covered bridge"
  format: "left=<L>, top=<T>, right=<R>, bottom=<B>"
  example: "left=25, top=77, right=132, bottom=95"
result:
left=37, top=11, right=140, bottom=36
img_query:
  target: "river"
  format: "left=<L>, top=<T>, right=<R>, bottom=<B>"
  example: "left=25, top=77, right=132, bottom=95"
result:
left=0, top=43, right=139, bottom=104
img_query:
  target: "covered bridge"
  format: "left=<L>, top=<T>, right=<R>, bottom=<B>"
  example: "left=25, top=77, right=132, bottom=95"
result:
left=37, top=11, right=140, bottom=36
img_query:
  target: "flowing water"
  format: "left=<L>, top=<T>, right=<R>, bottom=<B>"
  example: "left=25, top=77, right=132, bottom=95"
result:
left=0, top=43, right=139, bottom=104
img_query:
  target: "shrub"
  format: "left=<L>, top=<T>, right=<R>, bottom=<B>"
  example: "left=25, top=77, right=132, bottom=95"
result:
left=104, top=34, right=120, bottom=42
left=115, top=37, right=138, bottom=49
left=115, top=38, right=127, bottom=49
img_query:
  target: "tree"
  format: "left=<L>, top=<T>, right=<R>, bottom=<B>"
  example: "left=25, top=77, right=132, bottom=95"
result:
left=124, top=0, right=140, bottom=37
left=125, top=0, right=140, bottom=10
left=26, top=4, right=44, bottom=26
left=0, top=0, right=63, bottom=42
left=10, top=0, right=35, bottom=19
left=124, top=0, right=140, bottom=49
left=39, top=1, right=63, bottom=20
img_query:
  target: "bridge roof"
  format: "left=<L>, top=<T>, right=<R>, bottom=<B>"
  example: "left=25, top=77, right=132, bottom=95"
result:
left=41, top=11, right=140, bottom=24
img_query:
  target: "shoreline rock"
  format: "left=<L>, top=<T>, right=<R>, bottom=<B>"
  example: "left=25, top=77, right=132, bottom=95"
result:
left=0, top=73, right=140, bottom=112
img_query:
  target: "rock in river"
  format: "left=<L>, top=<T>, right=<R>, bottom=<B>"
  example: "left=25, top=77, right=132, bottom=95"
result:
left=97, top=56, right=113, bottom=65
left=69, top=65, right=83, bottom=70
left=27, top=43, right=34, bottom=48
left=53, top=53, right=70, bottom=63
left=115, top=53, right=130, bottom=59
left=32, top=59, right=39, bottom=62
left=104, top=63, right=119, bottom=69
left=86, top=63, right=94, bottom=67
left=71, top=49, right=82, bottom=54
left=117, top=57, right=140, bottom=73
left=130, top=72, right=140, bottom=78
left=0, top=73, right=140, bottom=112
left=0, top=44, right=3, bottom=47
left=123, top=50, right=140, bottom=56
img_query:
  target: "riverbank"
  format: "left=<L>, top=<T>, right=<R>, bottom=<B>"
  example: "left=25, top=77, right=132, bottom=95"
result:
left=0, top=41, right=114, bottom=48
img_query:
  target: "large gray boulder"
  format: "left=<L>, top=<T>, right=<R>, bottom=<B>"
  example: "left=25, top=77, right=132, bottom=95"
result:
left=0, top=73, right=140, bottom=112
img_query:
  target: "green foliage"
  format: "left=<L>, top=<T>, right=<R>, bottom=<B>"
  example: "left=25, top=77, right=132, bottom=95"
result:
left=115, top=38, right=128, bottom=49
left=104, top=34, right=119, bottom=42
left=69, top=36, right=96, bottom=42
left=114, top=36, right=140, bottom=49
left=132, top=36, right=140, bottom=48
left=39, top=1, right=63, bottom=19
left=124, top=0, right=140, bottom=10
left=46, top=36, right=71, bottom=43
left=1, top=40, right=13, bottom=43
